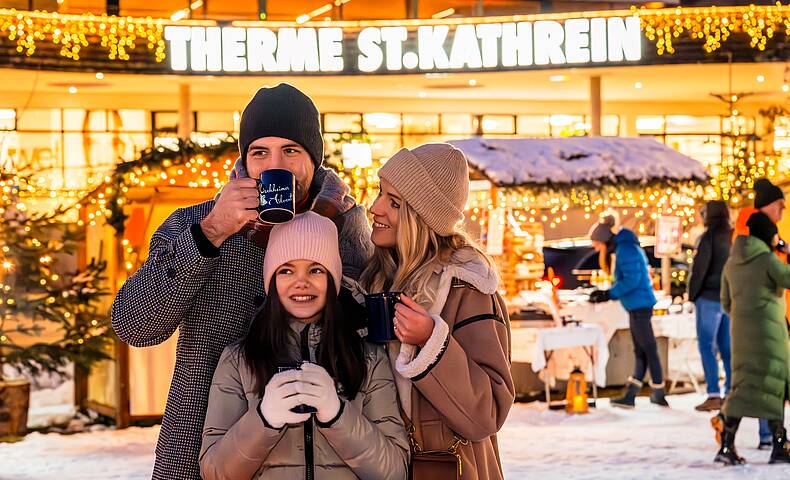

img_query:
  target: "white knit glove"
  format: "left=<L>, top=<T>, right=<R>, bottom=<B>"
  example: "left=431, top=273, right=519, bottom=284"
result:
left=259, top=370, right=312, bottom=429
left=295, top=363, right=342, bottom=424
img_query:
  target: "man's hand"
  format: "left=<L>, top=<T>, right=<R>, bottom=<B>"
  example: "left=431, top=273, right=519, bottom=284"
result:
left=201, top=178, right=260, bottom=247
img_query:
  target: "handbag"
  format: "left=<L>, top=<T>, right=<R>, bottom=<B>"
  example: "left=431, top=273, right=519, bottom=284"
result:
left=407, top=421, right=468, bottom=480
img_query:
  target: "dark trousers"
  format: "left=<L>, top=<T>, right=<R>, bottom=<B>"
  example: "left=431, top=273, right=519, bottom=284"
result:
left=628, top=308, right=664, bottom=384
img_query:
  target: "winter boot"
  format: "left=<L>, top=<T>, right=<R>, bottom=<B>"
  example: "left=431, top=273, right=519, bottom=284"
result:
left=611, top=377, right=642, bottom=409
left=695, top=396, right=723, bottom=412
left=649, top=382, right=670, bottom=407
left=714, top=416, right=745, bottom=466
left=768, top=420, right=790, bottom=464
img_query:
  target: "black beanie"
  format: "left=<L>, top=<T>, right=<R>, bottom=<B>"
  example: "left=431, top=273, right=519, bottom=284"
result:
left=753, top=178, right=784, bottom=209
left=239, top=84, right=323, bottom=168
left=746, top=211, right=778, bottom=247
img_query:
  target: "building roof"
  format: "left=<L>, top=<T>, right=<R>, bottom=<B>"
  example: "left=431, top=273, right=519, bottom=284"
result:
left=448, top=136, right=709, bottom=188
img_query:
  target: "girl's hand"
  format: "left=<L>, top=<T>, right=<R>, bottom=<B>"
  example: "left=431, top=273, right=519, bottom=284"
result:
left=393, top=294, right=434, bottom=347
left=259, top=370, right=312, bottom=428
left=294, top=363, right=341, bottom=424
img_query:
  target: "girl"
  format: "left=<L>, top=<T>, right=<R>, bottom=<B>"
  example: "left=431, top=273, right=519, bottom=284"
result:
left=360, top=143, right=514, bottom=480
left=200, top=212, right=409, bottom=479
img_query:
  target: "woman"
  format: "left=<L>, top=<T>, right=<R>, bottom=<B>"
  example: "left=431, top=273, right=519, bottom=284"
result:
left=200, top=212, right=409, bottom=479
left=715, top=211, right=790, bottom=466
left=360, top=143, right=514, bottom=480
left=687, top=200, right=732, bottom=412
left=588, top=214, right=668, bottom=408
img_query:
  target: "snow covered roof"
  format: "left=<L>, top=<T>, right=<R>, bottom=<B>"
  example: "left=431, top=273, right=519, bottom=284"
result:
left=448, top=137, right=708, bottom=188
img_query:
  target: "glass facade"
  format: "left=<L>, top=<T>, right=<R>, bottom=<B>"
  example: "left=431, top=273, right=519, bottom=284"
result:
left=0, top=106, right=745, bottom=191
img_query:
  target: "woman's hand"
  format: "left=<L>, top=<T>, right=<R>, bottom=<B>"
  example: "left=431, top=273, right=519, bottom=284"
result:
left=259, top=370, right=312, bottom=429
left=295, top=363, right=342, bottom=424
left=393, top=294, right=434, bottom=347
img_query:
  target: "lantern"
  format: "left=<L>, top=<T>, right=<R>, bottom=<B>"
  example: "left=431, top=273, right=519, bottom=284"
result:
left=565, top=366, right=589, bottom=414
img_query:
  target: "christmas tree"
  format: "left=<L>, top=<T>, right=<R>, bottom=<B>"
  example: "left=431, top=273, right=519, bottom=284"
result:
left=0, top=167, right=111, bottom=381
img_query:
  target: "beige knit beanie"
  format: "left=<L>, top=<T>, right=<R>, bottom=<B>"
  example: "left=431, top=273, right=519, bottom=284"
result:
left=378, top=143, right=469, bottom=236
left=262, top=212, right=342, bottom=294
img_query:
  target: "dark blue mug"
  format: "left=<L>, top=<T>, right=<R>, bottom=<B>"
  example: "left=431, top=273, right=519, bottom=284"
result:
left=277, top=362, right=317, bottom=414
left=257, top=169, right=296, bottom=224
left=364, top=292, right=402, bottom=342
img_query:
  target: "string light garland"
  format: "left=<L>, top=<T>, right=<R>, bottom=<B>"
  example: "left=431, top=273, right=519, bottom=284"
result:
left=636, top=3, right=790, bottom=55
left=1, top=5, right=788, bottom=65
left=0, top=8, right=167, bottom=61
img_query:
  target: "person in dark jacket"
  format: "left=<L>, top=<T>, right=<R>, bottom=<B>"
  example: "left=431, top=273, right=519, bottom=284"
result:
left=714, top=212, right=790, bottom=466
left=111, top=84, right=374, bottom=480
left=588, top=214, right=667, bottom=409
left=687, top=200, right=733, bottom=412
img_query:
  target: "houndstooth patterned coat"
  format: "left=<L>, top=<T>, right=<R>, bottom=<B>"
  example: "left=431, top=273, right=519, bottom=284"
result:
left=111, top=174, right=373, bottom=480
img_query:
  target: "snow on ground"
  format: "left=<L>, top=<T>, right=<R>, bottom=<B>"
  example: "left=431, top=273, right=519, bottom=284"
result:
left=2, top=393, right=789, bottom=479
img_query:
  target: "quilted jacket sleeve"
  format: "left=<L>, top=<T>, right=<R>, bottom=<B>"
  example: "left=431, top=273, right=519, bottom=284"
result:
left=317, top=346, right=409, bottom=480
left=111, top=207, right=220, bottom=347
left=200, top=346, right=285, bottom=480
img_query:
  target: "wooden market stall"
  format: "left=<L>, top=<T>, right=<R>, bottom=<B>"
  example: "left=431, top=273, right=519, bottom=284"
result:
left=78, top=139, right=238, bottom=426
left=449, top=136, right=709, bottom=397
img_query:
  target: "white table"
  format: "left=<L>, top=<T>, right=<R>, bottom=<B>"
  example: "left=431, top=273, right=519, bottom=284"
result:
left=512, top=323, right=608, bottom=405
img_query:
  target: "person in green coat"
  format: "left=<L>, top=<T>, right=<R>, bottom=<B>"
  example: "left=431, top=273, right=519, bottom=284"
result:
left=715, top=212, right=790, bottom=466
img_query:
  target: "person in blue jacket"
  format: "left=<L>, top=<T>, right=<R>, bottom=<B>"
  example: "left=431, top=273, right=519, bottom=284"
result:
left=588, top=214, right=668, bottom=408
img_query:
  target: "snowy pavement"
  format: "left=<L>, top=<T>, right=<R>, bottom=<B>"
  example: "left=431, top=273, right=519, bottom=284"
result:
left=1, top=393, right=789, bottom=479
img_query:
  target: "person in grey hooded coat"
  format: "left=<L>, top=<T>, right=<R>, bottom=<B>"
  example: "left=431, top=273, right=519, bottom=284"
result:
left=111, top=84, right=373, bottom=480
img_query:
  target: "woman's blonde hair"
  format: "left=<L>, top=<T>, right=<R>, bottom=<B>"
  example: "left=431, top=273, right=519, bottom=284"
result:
left=360, top=200, right=494, bottom=307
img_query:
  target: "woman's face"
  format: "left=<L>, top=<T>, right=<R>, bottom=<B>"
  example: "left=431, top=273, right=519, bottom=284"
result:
left=369, top=178, right=401, bottom=249
left=274, top=259, right=328, bottom=323
left=591, top=240, right=606, bottom=252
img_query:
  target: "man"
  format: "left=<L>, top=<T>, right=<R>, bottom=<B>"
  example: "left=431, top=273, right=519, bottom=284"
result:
left=111, top=84, right=373, bottom=480
left=718, top=177, right=787, bottom=449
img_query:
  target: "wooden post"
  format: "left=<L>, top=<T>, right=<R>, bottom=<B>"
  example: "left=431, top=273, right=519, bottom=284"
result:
left=115, top=235, right=131, bottom=428
left=661, top=256, right=671, bottom=296
left=589, top=76, right=602, bottom=136
left=74, top=204, right=89, bottom=410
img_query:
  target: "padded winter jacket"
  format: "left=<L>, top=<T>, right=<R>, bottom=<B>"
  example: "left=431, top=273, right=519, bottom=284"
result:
left=609, top=229, right=657, bottom=312
left=721, top=235, right=790, bottom=421
left=199, top=316, right=409, bottom=479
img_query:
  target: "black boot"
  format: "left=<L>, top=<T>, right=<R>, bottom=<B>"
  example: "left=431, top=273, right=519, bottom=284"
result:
left=714, top=416, right=745, bottom=466
left=768, top=420, right=790, bottom=464
left=649, top=382, right=669, bottom=407
left=611, top=377, right=642, bottom=409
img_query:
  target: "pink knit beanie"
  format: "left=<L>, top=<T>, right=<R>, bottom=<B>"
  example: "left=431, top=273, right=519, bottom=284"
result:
left=377, top=143, right=469, bottom=237
left=262, top=212, right=342, bottom=293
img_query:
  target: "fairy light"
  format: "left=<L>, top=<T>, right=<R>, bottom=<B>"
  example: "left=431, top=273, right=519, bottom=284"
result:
left=0, top=9, right=168, bottom=62
left=637, top=4, right=790, bottom=55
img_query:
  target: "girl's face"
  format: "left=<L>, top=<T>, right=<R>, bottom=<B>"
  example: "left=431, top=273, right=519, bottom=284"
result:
left=369, top=178, right=401, bottom=248
left=274, top=259, right=328, bottom=323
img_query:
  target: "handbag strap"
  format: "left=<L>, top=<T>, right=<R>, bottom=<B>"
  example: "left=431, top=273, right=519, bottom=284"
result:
left=407, top=421, right=468, bottom=454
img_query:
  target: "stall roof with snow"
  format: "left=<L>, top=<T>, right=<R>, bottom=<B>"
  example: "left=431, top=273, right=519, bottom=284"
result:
left=448, top=137, right=708, bottom=188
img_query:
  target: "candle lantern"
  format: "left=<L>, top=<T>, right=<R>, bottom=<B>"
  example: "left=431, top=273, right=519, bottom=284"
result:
left=565, top=366, right=589, bottom=414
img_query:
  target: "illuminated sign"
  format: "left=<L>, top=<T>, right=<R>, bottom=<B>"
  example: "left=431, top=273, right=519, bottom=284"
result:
left=164, top=16, right=641, bottom=74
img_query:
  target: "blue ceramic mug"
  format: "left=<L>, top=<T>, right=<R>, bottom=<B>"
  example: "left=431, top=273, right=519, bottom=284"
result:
left=257, top=169, right=296, bottom=224
left=364, top=292, right=402, bottom=342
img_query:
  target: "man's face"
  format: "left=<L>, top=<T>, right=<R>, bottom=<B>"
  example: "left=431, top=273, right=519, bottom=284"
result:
left=246, top=137, right=315, bottom=205
left=760, top=199, right=786, bottom=224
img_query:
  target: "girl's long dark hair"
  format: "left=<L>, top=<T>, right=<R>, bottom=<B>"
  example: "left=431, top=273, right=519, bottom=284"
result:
left=239, top=276, right=367, bottom=400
